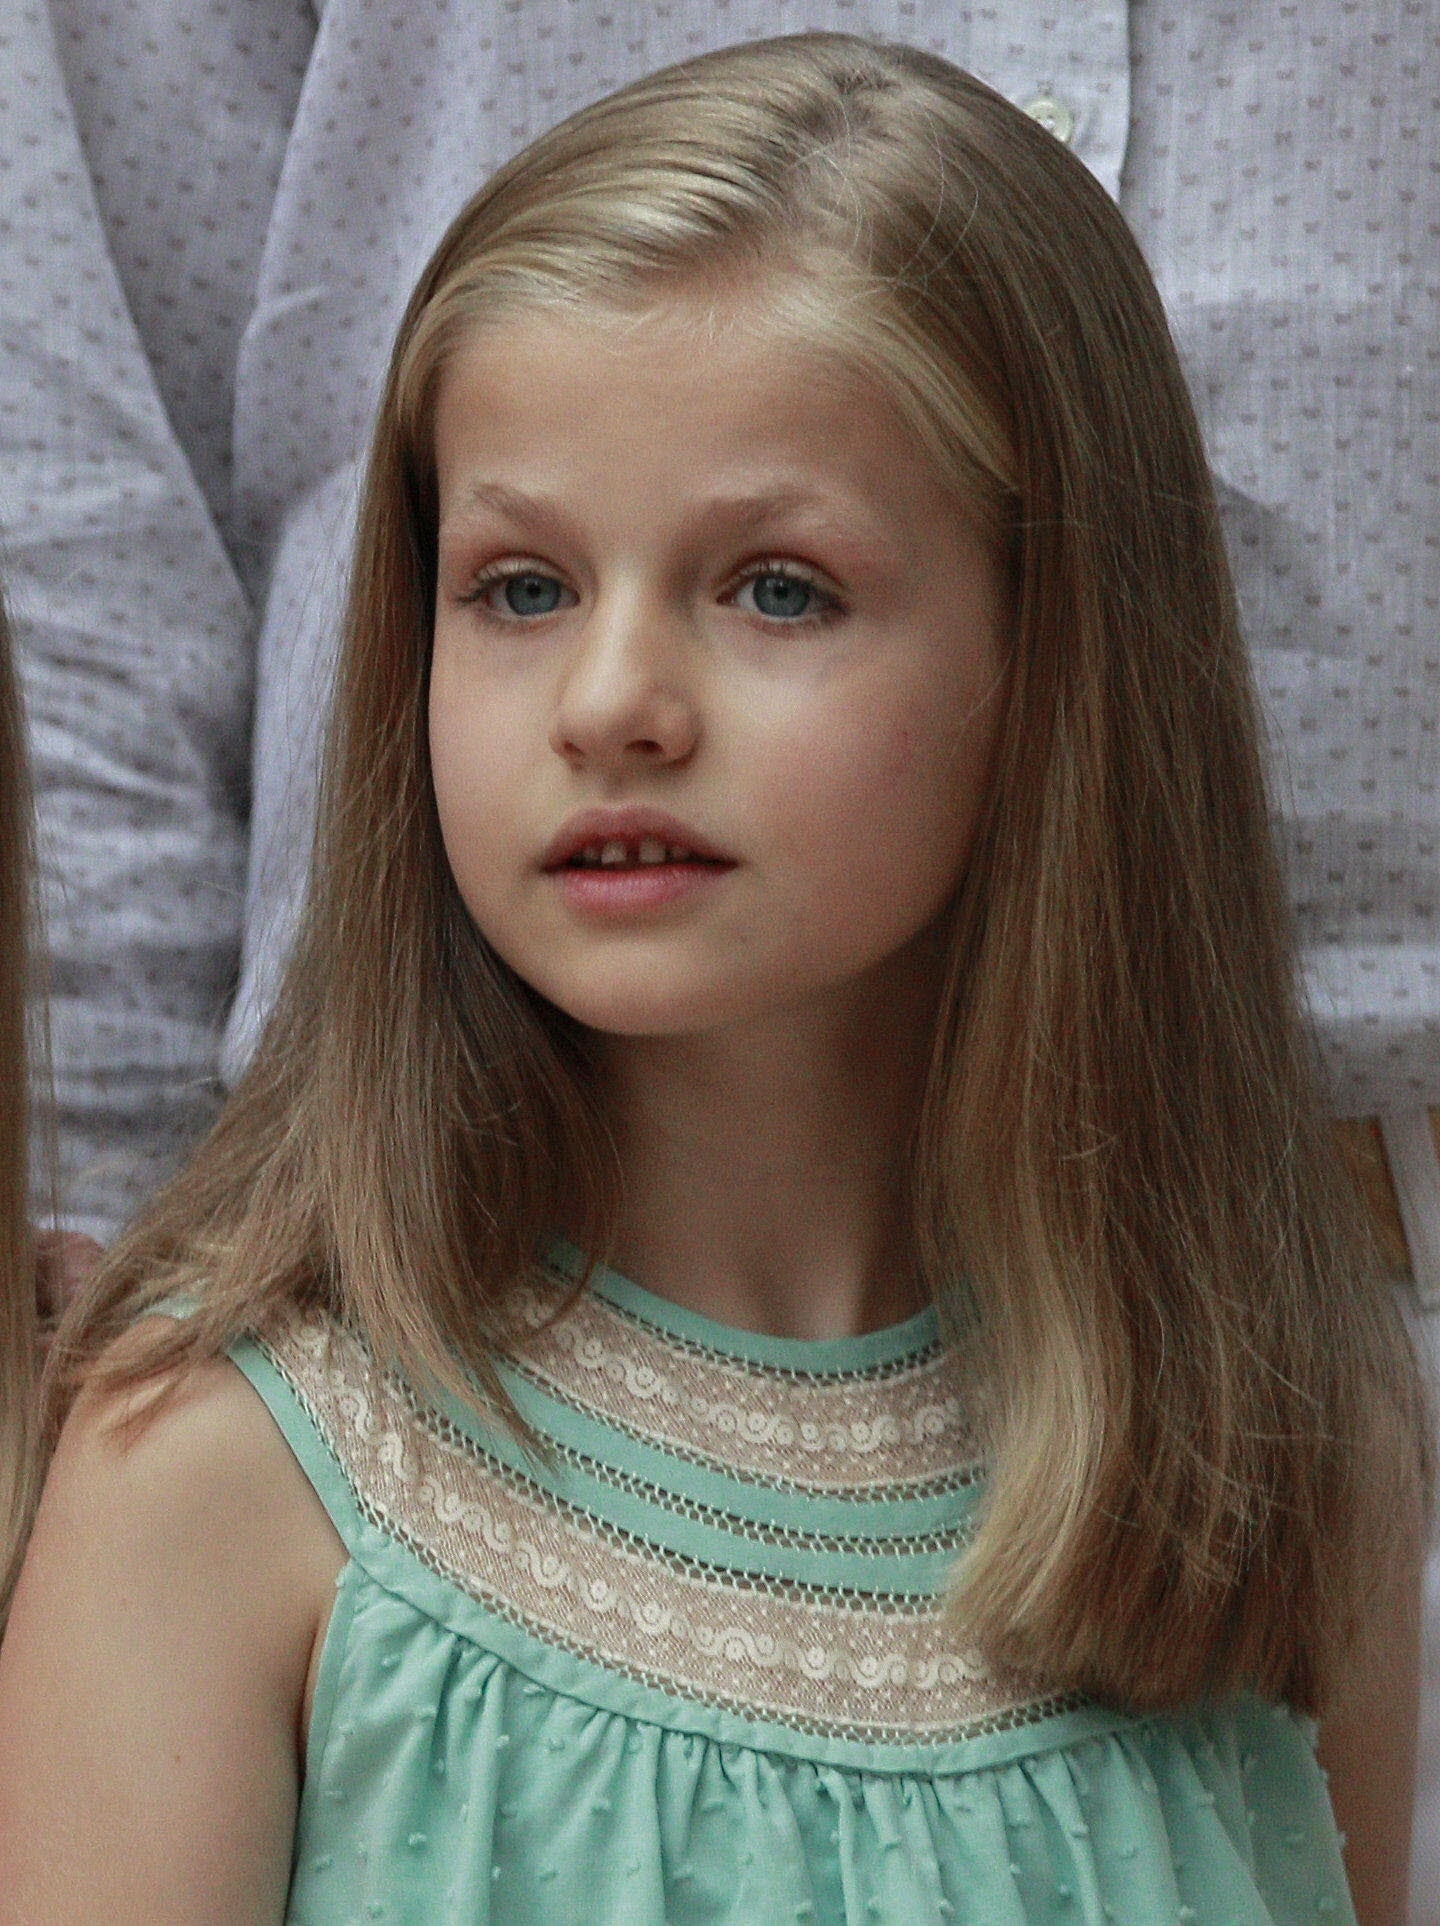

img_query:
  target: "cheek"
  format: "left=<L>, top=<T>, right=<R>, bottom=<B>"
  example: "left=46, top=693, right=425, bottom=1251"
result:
left=427, top=677, right=514, bottom=903
left=775, top=691, right=998, bottom=923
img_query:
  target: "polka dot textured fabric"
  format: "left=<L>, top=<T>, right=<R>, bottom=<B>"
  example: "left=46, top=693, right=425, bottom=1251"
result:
left=1121, top=0, right=1440, bottom=1120
left=0, top=0, right=291, bottom=1224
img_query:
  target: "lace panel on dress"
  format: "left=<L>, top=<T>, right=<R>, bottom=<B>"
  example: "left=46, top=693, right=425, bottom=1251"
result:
left=505, top=1271, right=984, bottom=1499
left=257, top=1299, right=1077, bottom=1747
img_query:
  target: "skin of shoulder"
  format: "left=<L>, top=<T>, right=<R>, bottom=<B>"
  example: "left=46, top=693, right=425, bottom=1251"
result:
left=0, top=1318, right=340, bottom=1924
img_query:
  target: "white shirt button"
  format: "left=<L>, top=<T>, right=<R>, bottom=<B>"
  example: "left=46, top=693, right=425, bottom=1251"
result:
left=1022, top=94, right=1076, bottom=146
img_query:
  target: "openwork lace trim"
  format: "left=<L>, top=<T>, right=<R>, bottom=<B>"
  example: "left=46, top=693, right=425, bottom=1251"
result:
left=503, top=1277, right=982, bottom=1496
left=262, top=1317, right=1064, bottom=1747
left=501, top=1363, right=983, bottom=1504
left=367, top=1490, right=1083, bottom=1747
left=388, top=1370, right=975, bottom=1561
left=536, top=1260, right=942, bottom=1384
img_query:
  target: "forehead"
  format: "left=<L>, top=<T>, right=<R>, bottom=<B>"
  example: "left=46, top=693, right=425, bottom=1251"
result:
left=437, top=290, right=881, bottom=429
left=429, top=286, right=955, bottom=538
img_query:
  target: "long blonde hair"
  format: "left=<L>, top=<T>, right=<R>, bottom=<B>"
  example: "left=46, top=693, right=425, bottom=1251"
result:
left=22, top=33, right=1431, bottom=1709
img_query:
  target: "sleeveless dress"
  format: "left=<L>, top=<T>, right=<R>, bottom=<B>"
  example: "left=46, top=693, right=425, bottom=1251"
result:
left=157, top=1248, right=1355, bottom=1924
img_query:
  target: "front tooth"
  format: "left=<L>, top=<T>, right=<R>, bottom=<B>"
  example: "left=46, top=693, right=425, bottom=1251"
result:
left=600, top=840, right=628, bottom=867
left=637, top=837, right=666, bottom=866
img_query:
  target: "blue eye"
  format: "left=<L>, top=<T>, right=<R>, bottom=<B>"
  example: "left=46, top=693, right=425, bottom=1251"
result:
left=460, top=566, right=576, bottom=619
left=736, top=567, right=836, bottom=623
left=497, top=571, right=564, bottom=616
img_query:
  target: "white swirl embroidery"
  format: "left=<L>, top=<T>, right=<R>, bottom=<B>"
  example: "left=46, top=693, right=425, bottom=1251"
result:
left=262, top=1314, right=1059, bottom=1746
left=504, top=1281, right=980, bottom=1495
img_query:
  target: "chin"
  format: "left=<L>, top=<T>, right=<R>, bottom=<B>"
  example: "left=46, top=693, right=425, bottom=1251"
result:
left=527, top=970, right=766, bottom=1040
left=553, top=996, right=732, bottom=1040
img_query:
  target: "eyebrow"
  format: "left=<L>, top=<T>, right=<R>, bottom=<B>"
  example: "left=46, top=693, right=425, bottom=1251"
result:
left=442, top=480, right=893, bottom=562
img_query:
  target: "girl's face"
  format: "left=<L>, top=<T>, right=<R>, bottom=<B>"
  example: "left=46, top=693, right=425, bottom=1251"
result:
left=428, top=288, right=1007, bottom=1041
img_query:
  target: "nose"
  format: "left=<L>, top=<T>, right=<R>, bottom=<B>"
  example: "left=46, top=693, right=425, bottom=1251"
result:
left=548, top=591, right=700, bottom=772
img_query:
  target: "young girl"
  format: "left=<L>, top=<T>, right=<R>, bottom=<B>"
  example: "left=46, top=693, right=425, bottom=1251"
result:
left=0, top=32, right=1429, bottom=1924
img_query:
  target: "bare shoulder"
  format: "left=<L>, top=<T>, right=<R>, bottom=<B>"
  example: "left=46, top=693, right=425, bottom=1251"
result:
left=50, top=1316, right=297, bottom=1520
left=0, top=1317, right=345, bottom=1923
left=22, top=1315, right=345, bottom=1650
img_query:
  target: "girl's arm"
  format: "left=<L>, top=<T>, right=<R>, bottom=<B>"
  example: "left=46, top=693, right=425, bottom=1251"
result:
left=1315, top=1527, right=1425, bottom=1926
left=0, top=1326, right=327, bottom=1922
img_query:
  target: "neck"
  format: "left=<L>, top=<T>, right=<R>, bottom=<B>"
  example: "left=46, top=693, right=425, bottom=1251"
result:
left=588, top=948, right=941, bottom=1341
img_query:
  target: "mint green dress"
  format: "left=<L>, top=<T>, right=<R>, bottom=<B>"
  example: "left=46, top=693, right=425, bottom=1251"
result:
left=164, top=1250, right=1355, bottom=1923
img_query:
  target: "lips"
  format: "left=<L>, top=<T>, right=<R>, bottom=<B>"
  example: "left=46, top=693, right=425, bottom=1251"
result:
left=541, top=807, right=734, bottom=873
